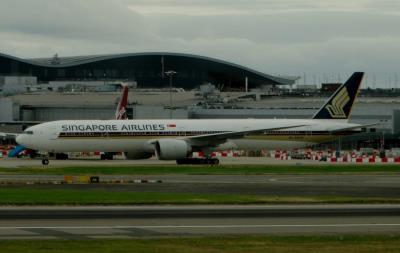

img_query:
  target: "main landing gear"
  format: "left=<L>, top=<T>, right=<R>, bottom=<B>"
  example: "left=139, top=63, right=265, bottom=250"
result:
left=41, top=158, right=49, bottom=165
left=101, top=153, right=114, bottom=160
left=41, top=152, right=68, bottom=165
left=176, top=157, right=219, bottom=165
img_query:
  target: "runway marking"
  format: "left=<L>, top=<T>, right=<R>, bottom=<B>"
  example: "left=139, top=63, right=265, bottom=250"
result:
left=2, top=224, right=400, bottom=229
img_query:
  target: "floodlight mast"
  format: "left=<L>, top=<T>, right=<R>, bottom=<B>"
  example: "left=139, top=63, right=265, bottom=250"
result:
left=165, top=70, right=177, bottom=119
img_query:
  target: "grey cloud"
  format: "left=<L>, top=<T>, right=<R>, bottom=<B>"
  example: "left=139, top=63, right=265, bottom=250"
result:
left=149, top=11, right=400, bottom=43
left=0, top=0, right=399, bottom=87
left=0, top=0, right=149, bottom=40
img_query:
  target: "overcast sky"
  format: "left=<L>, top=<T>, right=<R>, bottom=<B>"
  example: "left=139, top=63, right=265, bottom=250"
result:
left=0, top=0, right=399, bottom=87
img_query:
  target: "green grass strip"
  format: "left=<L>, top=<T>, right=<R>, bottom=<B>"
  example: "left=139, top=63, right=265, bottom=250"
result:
left=1, top=188, right=400, bottom=205
left=1, top=235, right=400, bottom=253
left=0, top=164, right=399, bottom=175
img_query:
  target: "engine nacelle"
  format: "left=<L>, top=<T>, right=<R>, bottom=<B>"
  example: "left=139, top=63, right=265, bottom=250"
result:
left=125, top=151, right=153, bottom=160
left=155, top=139, right=191, bottom=160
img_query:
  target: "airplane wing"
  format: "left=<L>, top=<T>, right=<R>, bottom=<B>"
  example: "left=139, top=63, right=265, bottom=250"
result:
left=329, top=123, right=380, bottom=133
left=0, top=132, right=18, bottom=139
left=183, top=124, right=308, bottom=147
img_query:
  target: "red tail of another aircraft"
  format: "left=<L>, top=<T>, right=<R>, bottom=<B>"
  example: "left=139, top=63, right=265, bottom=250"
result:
left=115, top=84, right=129, bottom=120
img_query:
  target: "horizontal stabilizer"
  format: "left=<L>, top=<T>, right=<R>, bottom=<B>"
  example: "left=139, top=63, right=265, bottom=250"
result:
left=329, top=123, right=379, bottom=133
left=0, top=132, right=18, bottom=139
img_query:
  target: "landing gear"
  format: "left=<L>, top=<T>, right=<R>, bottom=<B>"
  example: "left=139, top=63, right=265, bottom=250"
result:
left=55, top=153, right=69, bottom=160
left=39, top=153, right=50, bottom=165
left=101, top=153, right=114, bottom=160
left=176, top=158, right=219, bottom=165
left=41, top=158, right=49, bottom=165
left=29, top=151, right=38, bottom=159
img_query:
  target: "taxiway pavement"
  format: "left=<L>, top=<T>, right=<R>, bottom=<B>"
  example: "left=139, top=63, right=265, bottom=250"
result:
left=1, top=174, right=400, bottom=197
left=0, top=157, right=324, bottom=167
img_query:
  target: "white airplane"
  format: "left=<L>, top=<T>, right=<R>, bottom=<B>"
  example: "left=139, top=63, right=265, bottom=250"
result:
left=16, top=72, right=368, bottom=165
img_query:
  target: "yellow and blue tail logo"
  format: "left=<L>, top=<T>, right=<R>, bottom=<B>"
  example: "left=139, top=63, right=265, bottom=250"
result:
left=325, top=87, right=350, bottom=119
left=313, top=72, right=364, bottom=120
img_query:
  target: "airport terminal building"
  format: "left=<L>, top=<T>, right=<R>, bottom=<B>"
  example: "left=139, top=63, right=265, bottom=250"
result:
left=0, top=52, right=294, bottom=91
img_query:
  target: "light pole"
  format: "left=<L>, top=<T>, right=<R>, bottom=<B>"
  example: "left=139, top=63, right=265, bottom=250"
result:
left=165, top=70, right=177, bottom=119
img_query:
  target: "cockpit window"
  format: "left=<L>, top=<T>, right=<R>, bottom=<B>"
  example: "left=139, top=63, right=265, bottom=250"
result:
left=24, top=130, right=34, bottom=135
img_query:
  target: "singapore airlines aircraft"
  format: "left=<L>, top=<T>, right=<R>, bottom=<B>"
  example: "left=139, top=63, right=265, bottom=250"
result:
left=16, top=72, right=366, bottom=165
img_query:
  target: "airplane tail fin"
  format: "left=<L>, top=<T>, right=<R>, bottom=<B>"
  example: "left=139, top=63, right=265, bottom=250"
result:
left=115, top=84, right=129, bottom=120
left=312, top=72, right=364, bottom=120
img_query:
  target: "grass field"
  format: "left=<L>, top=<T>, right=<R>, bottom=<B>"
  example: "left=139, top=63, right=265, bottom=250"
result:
left=0, top=164, right=399, bottom=175
left=1, top=235, right=400, bottom=253
left=0, top=187, right=399, bottom=205
left=0, top=164, right=399, bottom=205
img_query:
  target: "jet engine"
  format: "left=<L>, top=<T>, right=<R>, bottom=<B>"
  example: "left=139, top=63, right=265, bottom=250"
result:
left=155, top=139, right=191, bottom=160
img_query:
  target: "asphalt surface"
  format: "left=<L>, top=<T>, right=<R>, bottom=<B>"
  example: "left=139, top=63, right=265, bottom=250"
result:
left=1, top=174, right=400, bottom=197
left=0, top=205, right=399, bottom=239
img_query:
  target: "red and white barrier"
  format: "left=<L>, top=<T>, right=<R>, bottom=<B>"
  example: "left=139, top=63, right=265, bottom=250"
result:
left=192, top=151, right=239, bottom=158
left=211, top=151, right=239, bottom=158
left=328, top=156, right=400, bottom=163
left=269, top=149, right=400, bottom=164
left=0, top=149, right=10, bottom=157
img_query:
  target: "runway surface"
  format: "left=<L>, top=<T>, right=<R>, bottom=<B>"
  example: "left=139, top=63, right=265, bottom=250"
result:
left=0, top=205, right=400, bottom=239
left=2, top=174, right=400, bottom=197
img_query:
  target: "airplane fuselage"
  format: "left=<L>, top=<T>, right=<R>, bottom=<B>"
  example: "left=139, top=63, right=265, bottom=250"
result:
left=16, top=119, right=361, bottom=154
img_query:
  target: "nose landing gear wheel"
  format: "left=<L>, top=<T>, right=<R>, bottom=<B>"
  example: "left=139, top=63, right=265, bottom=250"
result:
left=42, top=159, right=49, bottom=165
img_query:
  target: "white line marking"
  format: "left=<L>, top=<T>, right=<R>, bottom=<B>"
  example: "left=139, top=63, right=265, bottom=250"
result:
left=1, top=224, right=400, bottom=229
